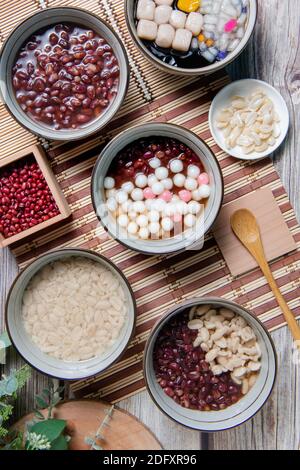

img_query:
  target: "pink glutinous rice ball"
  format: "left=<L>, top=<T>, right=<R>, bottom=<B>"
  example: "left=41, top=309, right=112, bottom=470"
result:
left=178, top=190, right=192, bottom=203
left=198, top=173, right=209, bottom=185
left=160, top=190, right=173, bottom=202
left=143, top=187, right=155, bottom=199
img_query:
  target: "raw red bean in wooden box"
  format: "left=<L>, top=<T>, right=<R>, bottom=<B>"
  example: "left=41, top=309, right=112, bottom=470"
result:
left=0, top=145, right=71, bottom=248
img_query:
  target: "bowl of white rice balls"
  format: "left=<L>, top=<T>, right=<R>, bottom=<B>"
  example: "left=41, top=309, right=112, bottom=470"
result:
left=5, top=248, right=136, bottom=380
left=91, top=122, right=223, bottom=255
left=125, top=0, right=257, bottom=75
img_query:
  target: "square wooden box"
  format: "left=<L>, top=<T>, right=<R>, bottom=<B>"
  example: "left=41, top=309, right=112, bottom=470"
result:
left=0, top=145, right=71, bottom=248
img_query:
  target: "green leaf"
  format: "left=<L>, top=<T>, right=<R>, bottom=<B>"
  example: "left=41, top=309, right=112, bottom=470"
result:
left=50, top=434, right=68, bottom=450
left=33, top=409, right=45, bottom=420
left=0, top=331, right=11, bottom=349
left=30, top=419, right=66, bottom=443
left=41, top=388, right=51, bottom=398
left=35, top=396, right=48, bottom=409
left=5, top=377, right=18, bottom=395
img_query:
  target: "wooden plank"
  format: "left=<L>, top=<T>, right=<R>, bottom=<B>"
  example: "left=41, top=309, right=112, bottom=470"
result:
left=209, top=0, right=300, bottom=450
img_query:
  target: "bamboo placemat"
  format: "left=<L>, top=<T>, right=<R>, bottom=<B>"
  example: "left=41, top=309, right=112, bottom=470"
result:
left=1, top=0, right=300, bottom=402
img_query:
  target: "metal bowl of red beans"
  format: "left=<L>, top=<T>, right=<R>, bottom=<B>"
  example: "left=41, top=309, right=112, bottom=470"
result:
left=144, top=298, right=277, bottom=431
left=0, top=7, right=129, bottom=141
left=91, top=122, right=223, bottom=255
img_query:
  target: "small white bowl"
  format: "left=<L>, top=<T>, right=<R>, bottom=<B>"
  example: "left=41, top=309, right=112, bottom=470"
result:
left=209, top=79, right=289, bottom=161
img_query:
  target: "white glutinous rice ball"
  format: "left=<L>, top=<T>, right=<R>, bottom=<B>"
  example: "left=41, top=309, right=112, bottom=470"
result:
left=169, top=10, right=186, bottom=29
left=156, top=24, right=175, bottom=48
left=149, top=221, right=160, bottom=235
left=106, top=188, right=116, bottom=198
left=154, top=5, right=172, bottom=24
left=149, top=157, right=161, bottom=169
left=131, top=188, right=144, bottom=201
left=145, top=199, right=154, bottom=211
left=172, top=28, right=192, bottom=52
left=163, top=178, right=173, bottom=190
left=128, top=221, right=138, bottom=235
left=136, top=214, right=148, bottom=228
left=152, top=181, right=165, bottom=195
left=161, top=217, right=174, bottom=232
left=104, top=176, right=115, bottom=189
left=128, top=211, right=137, bottom=220
left=139, top=227, right=150, bottom=240
left=155, top=166, right=168, bottom=180
left=148, top=210, right=160, bottom=222
left=118, top=214, right=129, bottom=228
left=184, top=213, right=196, bottom=228
left=188, top=201, right=201, bottom=215
left=133, top=201, right=146, bottom=213
left=122, top=181, right=134, bottom=193
left=173, top=173, right=186, bottom=187
left=107, top=197, right=118, bottom=212
left=185, top=12, right=204, bottom=36
left=176, top=201, right=188, bottom=215
left=198, top=184, right=211, bottom=199
left=154, top=0, right=173, bottom=5
left=152, top=198, right=166, bottom=212
left=170, top=159, right=184, bottom=173
left=115, top=190, right=128, bottom=204
left=192, top=189, right=202, bottom=201
left=135, top=174, right=148, bottom=188
left=187, top=164, right=201, bottom=179
left=137, top=19, right=158, bottom=41
left=137, top=0, right=156, bottom=20
left=164, top=203, right=176, bottom=216
left=122, top=200, right=133, bottom=213
left=184, top=177, right=197, bottom=191
left=148, top=174, right=158, bottom=187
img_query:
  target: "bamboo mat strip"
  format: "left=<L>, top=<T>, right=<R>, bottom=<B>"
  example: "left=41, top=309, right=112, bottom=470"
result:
left=0, top=0, right=299, bottom=402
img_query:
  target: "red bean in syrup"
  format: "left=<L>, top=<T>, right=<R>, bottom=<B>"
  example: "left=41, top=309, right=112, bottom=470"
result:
left=107, top=137, right=204, bottom=190
left=153, top=313, right=243, bottom=412
left=12, top=23, right=119, bottom=130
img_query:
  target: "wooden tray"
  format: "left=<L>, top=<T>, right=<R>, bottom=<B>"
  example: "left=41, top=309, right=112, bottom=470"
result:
left=0, top=145, right=71, bottom=248
left=13, top=399, right=162, bottom=450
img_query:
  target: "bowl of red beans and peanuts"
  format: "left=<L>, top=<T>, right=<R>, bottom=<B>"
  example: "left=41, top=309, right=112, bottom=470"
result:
left=144, top=298, right=277, bottom=431
left=0, top=7, right=129, bottom=141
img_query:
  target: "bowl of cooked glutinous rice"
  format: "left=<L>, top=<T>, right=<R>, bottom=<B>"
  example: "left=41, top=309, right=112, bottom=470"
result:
left=5, top=248, right=136, bottom=379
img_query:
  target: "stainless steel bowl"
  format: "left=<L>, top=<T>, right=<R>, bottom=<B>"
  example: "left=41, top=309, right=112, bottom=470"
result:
left=5, top=248, right=136, bottom=380
left=0, top=7, right=129, bottom=141
left=143, top=298, right=277, bottom=432
left=125, top=0, right=257, bottom=76
left=91, top=122, right=224, bottom=255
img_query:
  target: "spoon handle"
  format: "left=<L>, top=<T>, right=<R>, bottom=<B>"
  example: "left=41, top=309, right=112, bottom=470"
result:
left=247, top=237, right=300, bottom=347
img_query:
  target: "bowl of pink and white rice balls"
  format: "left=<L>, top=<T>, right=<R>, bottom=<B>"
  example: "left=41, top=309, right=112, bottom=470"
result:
left=125, top=0, right=257, bottom=75
left=91, top=123, right=223, bottom=255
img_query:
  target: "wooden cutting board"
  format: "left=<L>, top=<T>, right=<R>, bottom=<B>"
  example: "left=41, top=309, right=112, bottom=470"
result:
left=13, top=400, right=162, bottom=450
left=213, top=188, right=297, bottom=277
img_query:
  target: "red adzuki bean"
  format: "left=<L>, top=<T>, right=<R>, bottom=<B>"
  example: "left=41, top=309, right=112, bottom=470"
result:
left=153, top=313, right=242, bottom=412
left=0, top=157, right=60, bottom=239
left=12, top=23, right=119, bottom=130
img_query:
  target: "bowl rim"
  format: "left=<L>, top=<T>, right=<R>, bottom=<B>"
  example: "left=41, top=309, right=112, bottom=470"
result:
left=208, top=78, right=290, bottom=161
left=143, top=297, right=278, bottom=432
left=0, top=6, right=130, bottom=141
left=5, top=247, right=137, bottom=380
left=90, top=122, right=224, bottom=255
left=125, top=0, right=258, bottom=76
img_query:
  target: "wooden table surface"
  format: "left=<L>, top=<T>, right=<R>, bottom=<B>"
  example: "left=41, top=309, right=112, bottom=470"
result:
left=1, top=0, right=299, bottom=450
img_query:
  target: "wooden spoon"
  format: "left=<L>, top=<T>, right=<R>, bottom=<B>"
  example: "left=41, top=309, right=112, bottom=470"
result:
left=231, top=208, right=300, bottom=347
